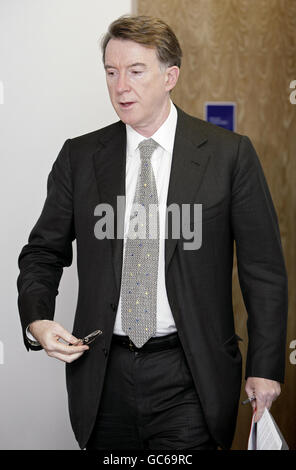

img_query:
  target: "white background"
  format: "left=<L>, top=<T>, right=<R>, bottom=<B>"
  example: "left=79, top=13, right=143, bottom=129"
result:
left=0, top=0, right=132, bottom=449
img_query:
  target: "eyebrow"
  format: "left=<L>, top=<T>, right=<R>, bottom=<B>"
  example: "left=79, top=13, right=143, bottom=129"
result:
left=104, top=63, right=147, bottom=70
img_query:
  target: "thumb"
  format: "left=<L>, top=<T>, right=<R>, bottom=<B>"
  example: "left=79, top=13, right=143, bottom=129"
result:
left=254, top=400, right=265, bottom=423
left=54, top=325, right=79, bottom=345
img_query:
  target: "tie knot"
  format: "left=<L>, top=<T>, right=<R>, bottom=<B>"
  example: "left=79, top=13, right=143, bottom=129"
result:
left=138, top=138, right=158, bottom=160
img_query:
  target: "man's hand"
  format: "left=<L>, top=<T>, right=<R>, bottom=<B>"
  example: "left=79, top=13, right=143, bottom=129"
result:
left=245, top=377, right=281, bottom=422
left=28, top=320, right=89, bottom=363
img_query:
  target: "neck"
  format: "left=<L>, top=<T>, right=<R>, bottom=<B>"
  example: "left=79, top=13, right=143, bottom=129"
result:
left=132, top=99, right=171, bottom=138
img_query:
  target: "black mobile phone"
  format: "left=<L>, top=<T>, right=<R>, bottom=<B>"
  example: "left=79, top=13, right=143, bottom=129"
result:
left=71, top=329, right=102, bottom=346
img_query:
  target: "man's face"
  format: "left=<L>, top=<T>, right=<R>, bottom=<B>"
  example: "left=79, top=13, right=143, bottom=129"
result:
left=104, top=38, right=176, bottom=135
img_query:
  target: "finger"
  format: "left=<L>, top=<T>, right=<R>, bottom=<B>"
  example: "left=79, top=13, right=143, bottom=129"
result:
left=47, top=350, right=85, bottom=363
left=245, top=385, right=255, bottom=400
left=265, top=399, right=273, bottom=410
left=245, top=387, right=256, bottom=409
left=251, top=399, right=257, bottom=411
left=52, top=324, right=80, bottom=346
left=70, top=339, right=83, bottom=346
left=56, top=343, right=89, bottom=355
left=254, top=411, right=263, bottom=423
left=51, top=351, right=85, bottom=363
left=245, top=385, right=253, bottom=396
left=46, top=340, right=89, bottom=355
left=254, top=399, right=265, bottom=422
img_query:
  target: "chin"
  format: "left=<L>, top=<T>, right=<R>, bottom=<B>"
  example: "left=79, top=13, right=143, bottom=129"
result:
left=119, top=116, right=132, bottom=126
left=118, top=114, right=138, bottom=127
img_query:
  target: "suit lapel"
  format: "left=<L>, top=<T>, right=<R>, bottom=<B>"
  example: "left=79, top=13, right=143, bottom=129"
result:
left=165, top=107, right=211, bottom=272
left=93, top=121, right=126, bottom=294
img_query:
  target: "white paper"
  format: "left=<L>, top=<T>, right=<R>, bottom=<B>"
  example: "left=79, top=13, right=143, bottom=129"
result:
left=248, top=408, right=283, bottom=450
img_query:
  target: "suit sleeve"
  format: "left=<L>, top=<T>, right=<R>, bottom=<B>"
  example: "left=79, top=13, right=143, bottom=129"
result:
left=17, top=139, right=75, bottom=351
left=231, top=135, right=288, bottom=383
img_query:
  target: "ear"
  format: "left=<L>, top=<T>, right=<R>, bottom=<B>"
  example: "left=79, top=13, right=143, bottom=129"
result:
left=164, top=66, right=180, bottom=92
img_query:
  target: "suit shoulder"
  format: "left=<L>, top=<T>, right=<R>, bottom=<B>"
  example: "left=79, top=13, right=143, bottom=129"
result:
left=67, top=120, right=124, bottom=152
left=178, top=107, right=242, bottom=145
left=176, top=106, right=250, bottom=173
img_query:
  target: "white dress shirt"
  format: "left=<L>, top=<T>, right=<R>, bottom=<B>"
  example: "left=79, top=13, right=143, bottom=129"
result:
left=26, top=100, right=178, bottom=344
left=114, top=100, right=177, bottom=336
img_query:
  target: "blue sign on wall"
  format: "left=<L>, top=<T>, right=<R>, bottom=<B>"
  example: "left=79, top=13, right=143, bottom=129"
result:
left=205, top=102, right=236, bottom=132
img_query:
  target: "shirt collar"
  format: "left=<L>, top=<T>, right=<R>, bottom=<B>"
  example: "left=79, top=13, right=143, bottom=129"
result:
left=126, top=100, right=177, bottom=157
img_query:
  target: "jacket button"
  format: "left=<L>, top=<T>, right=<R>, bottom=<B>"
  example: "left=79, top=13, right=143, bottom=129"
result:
left=110, top=303, right=117, bottom=311
left=102, top=348, right=108, bottom=357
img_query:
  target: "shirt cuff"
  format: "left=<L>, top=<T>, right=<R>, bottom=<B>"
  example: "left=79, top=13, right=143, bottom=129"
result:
left=25, top=325, right=41, bottom=347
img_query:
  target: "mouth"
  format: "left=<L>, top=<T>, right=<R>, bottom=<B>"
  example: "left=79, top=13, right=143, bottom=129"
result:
left=119, top=101, right=135, bottom=110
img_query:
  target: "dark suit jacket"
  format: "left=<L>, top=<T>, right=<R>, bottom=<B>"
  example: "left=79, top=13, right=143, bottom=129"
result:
left=17, top=106, right=288, bottom=449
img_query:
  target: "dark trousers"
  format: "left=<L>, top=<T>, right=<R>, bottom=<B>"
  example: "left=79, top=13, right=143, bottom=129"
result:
left=86, top=333, right=217, bottom=450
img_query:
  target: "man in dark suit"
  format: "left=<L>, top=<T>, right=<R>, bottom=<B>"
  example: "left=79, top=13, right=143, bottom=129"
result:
left=17, top=15, right=288, bottom=450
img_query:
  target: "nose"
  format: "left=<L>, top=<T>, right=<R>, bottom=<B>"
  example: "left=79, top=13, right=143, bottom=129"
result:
left=116, top=72, right=130, bottom=94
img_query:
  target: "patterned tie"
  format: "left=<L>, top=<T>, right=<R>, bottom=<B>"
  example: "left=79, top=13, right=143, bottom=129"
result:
left=121, top=138, right=159, bottom=348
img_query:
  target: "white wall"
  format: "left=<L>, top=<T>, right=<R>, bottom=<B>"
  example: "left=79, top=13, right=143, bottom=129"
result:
left=0, top=0, right=132, bottom=450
